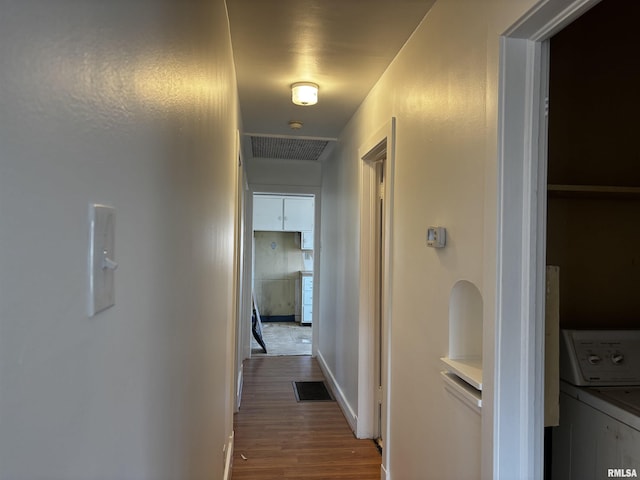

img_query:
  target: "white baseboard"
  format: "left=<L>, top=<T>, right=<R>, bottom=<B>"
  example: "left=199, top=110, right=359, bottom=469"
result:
left=316, top=350, right=358, bottom=434
left=223, top=431, right=234, bottom=480
left=381, top=463, right=389, bottom=480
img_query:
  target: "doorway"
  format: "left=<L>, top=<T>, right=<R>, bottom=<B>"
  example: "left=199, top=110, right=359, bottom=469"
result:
left=357, top=118, right=395, bottom=475
left=373, top=158, right=385, bottom=449
left=545, top=2, right=640, bottom=478
left=251, top=193, right=316, bottom=357
left=496, top=0, right=602, bottom=478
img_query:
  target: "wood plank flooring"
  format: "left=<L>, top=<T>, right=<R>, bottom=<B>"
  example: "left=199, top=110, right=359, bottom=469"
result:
left=232, top=356, right=381, bottom=479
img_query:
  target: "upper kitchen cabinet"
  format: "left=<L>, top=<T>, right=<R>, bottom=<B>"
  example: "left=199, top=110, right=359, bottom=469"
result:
left=283, top=197, right=314, bottom=232
left=253, top=195, right=284, bottom=231
left=253, top=195, right=314, bottom=232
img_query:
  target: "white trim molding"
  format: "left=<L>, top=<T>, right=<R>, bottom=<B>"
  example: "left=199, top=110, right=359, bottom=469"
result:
left=223, top=431, right=234, bottom=480
left=496, top=35, right=546, bottom=480
left=317, top=351, right=358, bottom=432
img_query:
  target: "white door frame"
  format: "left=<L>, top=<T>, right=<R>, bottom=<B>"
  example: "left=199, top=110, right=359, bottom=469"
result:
left=234, top=134, right=252, bottom=412
left=494, top=1, right=600, bottom=478
left=357, top=118, right=395, bottom=477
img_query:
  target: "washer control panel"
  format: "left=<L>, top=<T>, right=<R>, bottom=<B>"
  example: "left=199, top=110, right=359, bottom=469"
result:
left=560, top=329, right=640, bottom=386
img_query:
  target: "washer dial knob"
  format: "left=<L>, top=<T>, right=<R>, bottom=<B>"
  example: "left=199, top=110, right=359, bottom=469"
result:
left=610, top=353, right=624, bottom=365
left=588, top=354, right=602, bottom=365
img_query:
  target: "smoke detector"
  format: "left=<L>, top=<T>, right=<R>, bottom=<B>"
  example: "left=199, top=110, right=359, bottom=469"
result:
left=288, top=120, right=303, bottom=130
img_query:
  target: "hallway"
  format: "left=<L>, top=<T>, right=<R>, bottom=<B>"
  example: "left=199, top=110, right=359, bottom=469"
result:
left=232, top=356, right=380, bottom=479
left=2, top=0, right=590, bottom=478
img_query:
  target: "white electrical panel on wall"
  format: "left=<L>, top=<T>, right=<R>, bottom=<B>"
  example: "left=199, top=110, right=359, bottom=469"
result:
left=88, top=204, right=118, bottom=316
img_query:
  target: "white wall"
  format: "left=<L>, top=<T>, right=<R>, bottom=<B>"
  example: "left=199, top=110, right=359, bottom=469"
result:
left=246, top=157, right=322, bottom=188
left=318, top=135, right=361, bottom=413
left=319, top=0, right=538, bottom=478
left=0, top=1, right=239, bottom=479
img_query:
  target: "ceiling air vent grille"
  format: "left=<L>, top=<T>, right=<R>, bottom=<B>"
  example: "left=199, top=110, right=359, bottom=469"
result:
left=251, top=136, right=328, bottom=161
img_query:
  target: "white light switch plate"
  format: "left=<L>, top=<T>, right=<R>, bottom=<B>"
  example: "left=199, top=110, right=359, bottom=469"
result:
left=89, top=204, right=116, bottom=316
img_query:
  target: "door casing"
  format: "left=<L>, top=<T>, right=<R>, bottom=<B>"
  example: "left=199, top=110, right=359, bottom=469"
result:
left=357, top=118, right=395, bottom=477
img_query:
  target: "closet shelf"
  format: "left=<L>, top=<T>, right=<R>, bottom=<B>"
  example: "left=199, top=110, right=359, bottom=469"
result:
left=440, top=357, right=482, bottom=391
left=548, top=184, right=640, bottom=198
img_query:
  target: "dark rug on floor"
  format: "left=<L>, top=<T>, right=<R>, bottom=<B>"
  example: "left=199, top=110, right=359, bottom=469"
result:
left=293, top=381, right=334, bottom=402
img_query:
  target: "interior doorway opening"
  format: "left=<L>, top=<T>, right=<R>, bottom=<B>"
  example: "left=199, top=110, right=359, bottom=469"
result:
left=373, top=158, right=386, bottom=450
left=496, top=0, right=602, bottom=478
left=250, top=192, right=316, bottom=357
left=357, top=118, right=395, bottom=479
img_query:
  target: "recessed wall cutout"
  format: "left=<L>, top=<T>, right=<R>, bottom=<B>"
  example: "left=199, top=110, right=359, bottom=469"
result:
left=441, top=280, right=483, bottom=412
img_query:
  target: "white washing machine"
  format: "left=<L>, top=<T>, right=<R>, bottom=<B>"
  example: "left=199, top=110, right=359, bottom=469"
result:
left=552, top=330, right=640, bottom=479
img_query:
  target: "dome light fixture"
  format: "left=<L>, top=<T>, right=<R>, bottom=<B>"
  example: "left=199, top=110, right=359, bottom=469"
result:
left=291, top=82, right=319, bottom=106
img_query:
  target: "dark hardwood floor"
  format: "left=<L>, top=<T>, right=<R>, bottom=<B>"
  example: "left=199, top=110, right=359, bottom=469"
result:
left=232, top=356, right=381, bottom=479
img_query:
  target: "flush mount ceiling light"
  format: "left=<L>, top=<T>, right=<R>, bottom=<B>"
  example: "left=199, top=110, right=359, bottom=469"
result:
left=291, top=82, right=319, bottom=106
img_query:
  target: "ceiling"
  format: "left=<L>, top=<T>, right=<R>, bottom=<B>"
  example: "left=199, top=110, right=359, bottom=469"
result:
left=226, top=0, right=436, bottom=161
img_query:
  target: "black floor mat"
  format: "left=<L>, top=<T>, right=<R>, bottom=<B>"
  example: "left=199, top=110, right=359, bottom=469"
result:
left=293, top=381, right=334, bottom=402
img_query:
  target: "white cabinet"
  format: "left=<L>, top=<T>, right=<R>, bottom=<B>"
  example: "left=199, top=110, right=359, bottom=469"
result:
left=300, top=272, right=313, bottom=324
left=253, top=195, right=314, bottom=232
left=253, top=196, right=284, bottom=231
left=283, top=197, right=314, bottom=232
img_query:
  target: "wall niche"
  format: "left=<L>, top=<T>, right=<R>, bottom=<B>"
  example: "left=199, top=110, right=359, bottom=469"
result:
left=441, top=280, right=483, bottom=412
